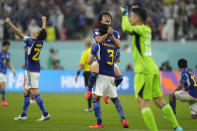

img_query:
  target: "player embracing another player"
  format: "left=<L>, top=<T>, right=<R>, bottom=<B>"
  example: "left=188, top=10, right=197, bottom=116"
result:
left=87, top=12, right=129, bottom=128
left=121, top=5, right=183, bottom=131
left=85, top=12, right=124, bottom=104
left=5, top=16, right=50, bottom=121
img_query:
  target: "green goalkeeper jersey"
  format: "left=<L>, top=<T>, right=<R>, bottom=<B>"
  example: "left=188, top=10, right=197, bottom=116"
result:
left=122, top=16, right=159, bottom=74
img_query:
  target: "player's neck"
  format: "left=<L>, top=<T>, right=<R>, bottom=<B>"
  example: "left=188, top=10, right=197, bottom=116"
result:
left=135, top=21, right=143, bottom=26
left=180, top=68, right=186, bottom=72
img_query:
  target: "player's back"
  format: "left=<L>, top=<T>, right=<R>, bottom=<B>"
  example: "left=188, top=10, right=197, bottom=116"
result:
left=131, top=24, right=159, bottom=74
left=181, top=69, right=197, bottom=98
left=24, top=37, right=43, bottom=72
left=0, top=51, right=10, bottom=74
left=91, top=42, right=117, bottom=77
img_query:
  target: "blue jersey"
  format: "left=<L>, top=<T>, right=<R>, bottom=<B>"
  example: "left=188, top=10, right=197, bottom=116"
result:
left=24, top=36, right=43, bottom=72
left=180, top=69, right=197, bottom=98
left=91, top=43, right=118, bottom=77
left=0, top=51, right=10, bottom=74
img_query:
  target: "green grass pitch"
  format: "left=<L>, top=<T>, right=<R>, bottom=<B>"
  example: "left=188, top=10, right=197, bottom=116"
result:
left=0, top=93, right=196, bottom=131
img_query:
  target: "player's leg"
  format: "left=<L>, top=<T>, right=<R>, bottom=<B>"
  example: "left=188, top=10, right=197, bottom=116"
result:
left=85, top=61, right=99, bottom=99
left=189, top=101, right=197, bottom=119
left=114, top=64, right=123, bottom=87
left=0, top=82, right=8, bottom=106
left=14, top=73, right=30, bottom=120
left=105, top=76, right=129, bottom=128
left=0, top=73, right=8, bottom=106
left=135, top=74, right=158, bottom=131
left=83, top=71, right=92, bottom=112
left=30, top=72, right=49, bottom=121
left=152, top=75, right=182, bottom=130
left=89, top=75, right=104, bottom=128
left=169, top=91, right=176, bottom=115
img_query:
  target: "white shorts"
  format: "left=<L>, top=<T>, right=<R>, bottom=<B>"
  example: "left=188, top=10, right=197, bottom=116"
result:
left=0, top=73, right=6, bottom=83
left=92, top=75, right=117, bottom=98
left=175, top=91, right=197, bottom=114
left=24, top=71, right=40, bottom=90
left=91, top=60, right=98, bottom=66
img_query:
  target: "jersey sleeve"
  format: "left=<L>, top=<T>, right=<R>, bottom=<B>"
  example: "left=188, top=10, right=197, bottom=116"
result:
left=93, top=29, right=100, bottom=39
left=121, top=16, right=144, bottom=35
left=180, top=72, right=187, bottom=83
left=23, top=36, right=33, bottom=47
left=113, top=31, right=120, bottom=40
left=80, top=51, right=86, bottom=65
left=116, top=50, right=120, bottom=58
left=91, top=43, right=99, bottom=57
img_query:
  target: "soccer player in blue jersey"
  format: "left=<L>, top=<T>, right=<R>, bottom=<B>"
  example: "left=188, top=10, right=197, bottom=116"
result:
left=85, top=12, right=123, bottom=99
left=169, top=58, right=197, bottom=119
left=5, top=16, right=50, bottom=121
left=87, top=42, right=129, bottom=128
left=0, top=40, right=16, bottom=106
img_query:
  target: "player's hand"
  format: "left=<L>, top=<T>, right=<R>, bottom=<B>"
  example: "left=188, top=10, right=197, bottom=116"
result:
left=75, top=75, right=78, bottom=82
left=107, top=27, right=113, bottom=35
left=42, top=16, right=47, bottom=21
left=120, top=7, right=129, bottom=16
left=5, top=18, right=11, bottom=24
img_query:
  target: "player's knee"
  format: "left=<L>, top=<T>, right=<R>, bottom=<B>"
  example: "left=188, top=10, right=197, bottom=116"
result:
left=115, top=75, right=123, bottom=87
left=137, top=97, right=149, bottom=109
left=88, top=72, right=98, bottom=85
left=30, top=88, right=39, bottom=95
left=191, top=114, right=197, bottom=119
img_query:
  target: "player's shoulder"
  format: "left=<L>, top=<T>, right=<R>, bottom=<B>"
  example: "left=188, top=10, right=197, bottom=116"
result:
left=94, top=28, right=99, bottom=35
left=92, top=42, right=99, bottom=49
left=181, top=69, right=188, bottom=77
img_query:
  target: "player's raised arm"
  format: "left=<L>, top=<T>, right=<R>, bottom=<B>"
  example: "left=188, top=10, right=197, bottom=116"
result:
left=41, top=16, right=47, bottom=30
left=5, top=18, right=24, bottom=39
left=7, top=61, right=16, bottom=76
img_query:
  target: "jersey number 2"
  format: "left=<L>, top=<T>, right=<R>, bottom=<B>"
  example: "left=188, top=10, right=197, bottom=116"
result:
left=32, top=48, right=40, bottom=61
left=107, top=49, right=114, bottom=65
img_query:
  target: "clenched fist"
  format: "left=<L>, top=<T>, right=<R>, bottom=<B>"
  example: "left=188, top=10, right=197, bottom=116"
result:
left=42, top=16, right=47, bottom=21
left=5, top=18, right=11, bottom=24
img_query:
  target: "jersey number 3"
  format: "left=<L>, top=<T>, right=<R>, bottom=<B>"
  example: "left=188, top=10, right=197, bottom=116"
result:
left=32, top=48, right=40, bottom=61
left=107, top=49, right=114, bottom=65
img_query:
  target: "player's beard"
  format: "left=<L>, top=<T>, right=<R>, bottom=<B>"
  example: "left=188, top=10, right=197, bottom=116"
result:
left=98, top=23, right=110, bottom=36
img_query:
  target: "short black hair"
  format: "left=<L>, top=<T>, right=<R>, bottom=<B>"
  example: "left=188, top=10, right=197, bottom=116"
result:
left=131, top=5, right=147, bottom=22
left=2, top=40, right=10, bottom=46
left=98, top=12, right=112, bottom=23
left=37, top=29, right=47, bottom=41
left=178, top=58, right=187, bottom=68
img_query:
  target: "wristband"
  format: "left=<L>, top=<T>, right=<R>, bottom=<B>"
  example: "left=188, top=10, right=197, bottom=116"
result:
left=76, top=71, right=81, bottom=76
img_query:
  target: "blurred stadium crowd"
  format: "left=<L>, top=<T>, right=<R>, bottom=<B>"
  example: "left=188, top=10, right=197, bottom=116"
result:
left=0, top=0, right=197, bottom=41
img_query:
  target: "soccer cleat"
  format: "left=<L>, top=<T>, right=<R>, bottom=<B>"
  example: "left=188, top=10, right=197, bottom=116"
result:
left=1, top=100, right=8, bottom=106
left=14, top=115, right=27, bottom=120
left=84, top=108, right=93, bottom=112
left=174, top=126, right=183, bottom=131
left=88, top=123, right=103, bottom=128
left=121, top=119, right=129, bottom=128
left=104, top=96, right=109, bottom=104
left=84, top=91, right=91, bottom=99
left=37, top=114, right=50, bottom=121
left=30, top=99, right=35, bottom=104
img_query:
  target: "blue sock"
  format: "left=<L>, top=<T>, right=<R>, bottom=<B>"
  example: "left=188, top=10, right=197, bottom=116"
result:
left=21, top=94, right=30, bottom=117
left=0, top=88, right=5, bottom=101
left=88, top=72, right=98, bottom=91
left=93, top=98, right=102, bottom=125
left=111, top=98, right=125, bottom=120
left=115, top=75, right=123, bottom=87
left=33, top=94, right=48, bottom=117
left=170, top=97, right=176, bottom=115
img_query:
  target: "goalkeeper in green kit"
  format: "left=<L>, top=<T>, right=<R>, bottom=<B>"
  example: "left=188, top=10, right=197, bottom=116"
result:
left=121, top=5, right=183, bottom=131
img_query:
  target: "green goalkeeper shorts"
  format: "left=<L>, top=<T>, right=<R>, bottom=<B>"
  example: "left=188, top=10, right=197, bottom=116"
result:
left=134, top=73, right=163, bottom=100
